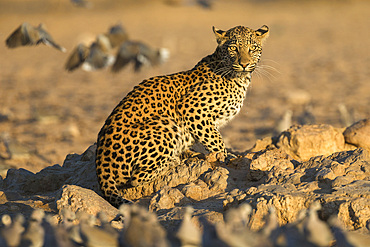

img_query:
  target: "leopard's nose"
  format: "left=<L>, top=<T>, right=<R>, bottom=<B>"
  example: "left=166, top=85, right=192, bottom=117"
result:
left=239, top=53, right=250, bottom=68
left=240, top=62, right=249, bottom=70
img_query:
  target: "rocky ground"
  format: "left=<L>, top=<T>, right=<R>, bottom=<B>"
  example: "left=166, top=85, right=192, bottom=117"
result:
left=0, top=0, right=369, bottom=246
left=0, top=0, right=369, bottom=174
left=0, top=119, right=369, bottom=246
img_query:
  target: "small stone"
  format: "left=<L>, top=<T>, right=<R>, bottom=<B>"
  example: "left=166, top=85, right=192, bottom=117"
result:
left=343, top=118, right=370, bottom=150
left=285, top=89, right=311, bottom=105
left=0, top=214, right=25, bottom=247
left=0, top=134, right=11, bottom=160
left=149, top=186, right=185, bottom=211
left=302, top=201, right=333, bottom=246
left=249, top=149, right=294, bottom=181
left=203, top=167, right=229, bottom=192
left=176, top=206, right=201, bottom=246
left=6, top=141, right=31, bottom=160
left=249, top=137, right=274, bottom=152
left=331, top=176, right=352, bottom=188
left=338, top=198, right=370, bottom=230
left=80, top=144, right=96, bottom=162
left=181, top=180, right=210, bottom=201
left=62, top=124, right=80, bottom=139
left=315, top=168, right=336, bottom=181
left=120, top=204, right=169, bottom=247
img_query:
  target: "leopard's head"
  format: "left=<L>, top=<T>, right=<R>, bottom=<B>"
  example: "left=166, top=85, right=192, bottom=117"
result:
left=213, top=25, right=269, bottom=76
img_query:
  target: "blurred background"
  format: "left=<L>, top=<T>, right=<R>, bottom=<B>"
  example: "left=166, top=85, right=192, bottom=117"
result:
left=0, top=0, right=369, bottom=174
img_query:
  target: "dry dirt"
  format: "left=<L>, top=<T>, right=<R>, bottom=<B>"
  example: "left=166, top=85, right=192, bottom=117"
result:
left=0, top=0, right=369, bottom=174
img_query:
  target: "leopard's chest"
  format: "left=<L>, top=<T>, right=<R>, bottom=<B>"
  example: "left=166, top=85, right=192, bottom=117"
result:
left=213, top=77, right=250, bottom=128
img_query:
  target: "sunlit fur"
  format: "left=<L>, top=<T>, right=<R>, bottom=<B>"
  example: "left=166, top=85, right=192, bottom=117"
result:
left=95, top=25, right=269, bottom=207
left=209, top=25, right=269, bottom=79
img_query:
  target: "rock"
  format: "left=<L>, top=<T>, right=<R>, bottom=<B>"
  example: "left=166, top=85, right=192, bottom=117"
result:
left=78, top=212, right=119, bottom=247
left=175, top=206, right=202, bottom=247
left=302, top=201, right=333, bottom=246
left=119, top=204, right=170, bottom=247
left=3, top=168, right=34, bottom=191
left=223, top=189, right=247, bottom=211
left=223, top=203, right=252, bottom=231
left=61, top=144, right=101, bottom=192
left=248, top=148, right=294, bottom=181
left=0, top=214, right=25, bottom=247
left=56, top=184, right=119, bottom=222
left=331, top=175, right=352, bottom=187
left=0, top=144, right=214, bottom=223
left=260, top=206, right=279, bottom=239
left=149, top=186, right=185, bottom=212
left=275, top=109, right=293, bottom=133
left=285, top=89, right=312, bottom=106
left=338, top=104, right=355, bottom=127
left=0, top=133, right=11, bottom=160
left=20, top=209, right=45, bottom=247
left=1, top=123, right=370, bottom=241
left=329, top=216, right=370, bottom=247
left=0, top=108, right=13, bottom=122
left=156, top=206, right=224, bottom=234
left=0, top=203, right=368, bottom=247
left=337, top=197, right=370, bottom=230
left=343, top=118, right=370, bottom=150
left=203, top=166, right=229, bottom=192
left=247, top=192, right=308, bottom=231
left=276, top=124, right=345, bottom=160
left=249, top=136, right=274, bottom=152
left=3, top=144, right=100, bottom=195
left=298, top=148, right=370, bottom=183
left=23, top=164, right=71, bottom=194
left=181, top=179, right=210, bottom=201
left=121, top=158, right=212, bottom=201
left=241, top=148, right=370, bottom=232
left=62, top=124, right=80, bottom=140
left=215, top=203, right=273, bottom=247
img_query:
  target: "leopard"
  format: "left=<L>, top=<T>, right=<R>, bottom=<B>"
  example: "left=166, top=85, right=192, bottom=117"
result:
left=95, top=25, right=269, bottom=207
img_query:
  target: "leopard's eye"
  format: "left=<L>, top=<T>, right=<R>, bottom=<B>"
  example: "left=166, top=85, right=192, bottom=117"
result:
left=249, top=45, right=258, bottom=51
left=228, top=46, right=237, bottom=51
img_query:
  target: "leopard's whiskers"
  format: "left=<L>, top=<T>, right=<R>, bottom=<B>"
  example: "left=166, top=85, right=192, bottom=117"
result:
left=254, top=61, right=280, bottom=81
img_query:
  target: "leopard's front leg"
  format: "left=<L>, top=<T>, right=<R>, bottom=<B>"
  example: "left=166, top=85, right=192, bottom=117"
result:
left=177, top=80, right=230, bottom=164
left=181, top=116, right=227, bottom=164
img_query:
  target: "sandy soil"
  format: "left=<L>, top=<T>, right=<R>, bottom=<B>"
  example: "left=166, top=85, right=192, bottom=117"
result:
left=0, top=0, right=369, bottom=173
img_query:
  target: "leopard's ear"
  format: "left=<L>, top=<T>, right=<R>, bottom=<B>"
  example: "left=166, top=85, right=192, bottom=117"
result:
left=213, top=26, right=227, bottom=45
left=255, top=25, right=269, bottom=44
